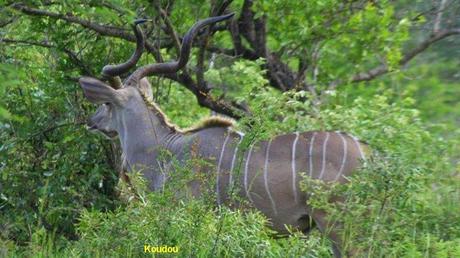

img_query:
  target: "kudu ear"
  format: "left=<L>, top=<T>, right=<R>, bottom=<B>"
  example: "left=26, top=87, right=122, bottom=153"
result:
left=138, top=78, right=153, bottom=102
left=79, top=77, right=122, bottom=105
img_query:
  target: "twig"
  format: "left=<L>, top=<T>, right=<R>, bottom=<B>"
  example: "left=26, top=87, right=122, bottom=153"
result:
left=1, top=38, right=94, bottom=76
left=329, top=28, right=460, bottom=89
left=10, top=3, right=246, bottom=119
left=433, top=0, right=449, bottom=33
left=155, top=4, right=181, bottom=53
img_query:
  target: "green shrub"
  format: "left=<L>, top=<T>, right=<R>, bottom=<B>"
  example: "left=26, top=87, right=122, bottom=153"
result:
left=5, top=90, right=454, bottom=258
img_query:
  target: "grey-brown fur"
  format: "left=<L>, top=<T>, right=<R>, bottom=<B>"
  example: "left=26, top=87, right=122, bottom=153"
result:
left=79, top=14, right=368, bottom=257
left=80, top=77, right=367, bottom=257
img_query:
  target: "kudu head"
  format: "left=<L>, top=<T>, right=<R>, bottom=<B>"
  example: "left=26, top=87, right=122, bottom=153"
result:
left=79, top=14, right=234, bottom=139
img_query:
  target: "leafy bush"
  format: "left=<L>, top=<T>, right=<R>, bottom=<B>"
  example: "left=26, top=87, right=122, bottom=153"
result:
left=4, top=85, right=458, bottom=257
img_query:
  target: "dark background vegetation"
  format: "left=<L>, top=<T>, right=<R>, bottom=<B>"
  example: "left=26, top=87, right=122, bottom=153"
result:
left=1, top=0, right=459, bottom=257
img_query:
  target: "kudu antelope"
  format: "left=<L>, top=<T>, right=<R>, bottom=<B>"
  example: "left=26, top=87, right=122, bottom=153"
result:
left=79, top=14, right=368, bottom=257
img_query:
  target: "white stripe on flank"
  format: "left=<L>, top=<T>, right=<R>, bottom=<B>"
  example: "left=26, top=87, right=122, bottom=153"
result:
left=318, top=132, right=330, bottom=179
left=229, top=134, right=244, bottom=188
left=335, top=132, right=348, bottom=181
left=216, top=132, right=230, bottom=205
left=309, top=132, right=317, bottom=177
left=291, top=132, right=300, bottom=204
left=352, top=136, right=366, bottom=161
left=244, top=143, right=255, bottom=204
left=235, top=131, right=245, bottom=137
left=264, top=139, right=277, bottom=215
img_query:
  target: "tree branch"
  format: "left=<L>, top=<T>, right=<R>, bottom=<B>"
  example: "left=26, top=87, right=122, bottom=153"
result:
left=239, top=0, right=256, bottom=49
left=329, top=28, right=460, bottom=88
left=433, top=0, right=448, bottom=33
left=155, top=4, right=181, bottom=54
left=399, top=29, right=460, bottom=65
left=10, top=3, right=247, bottom=119
left=234, top=1, right=299, bottom=91
left=12, top=3, right=131, bottom=39
left=1, top=38, right=94, bottom=76
left=206, top=45, right=258, bottom=60
left=163, top=73, right=248, bottom=119
left=10, top=3, right=167, bottom=56
left=0, top=17, right=15, bottom=28
left=195, top=1, right=232, bottom=92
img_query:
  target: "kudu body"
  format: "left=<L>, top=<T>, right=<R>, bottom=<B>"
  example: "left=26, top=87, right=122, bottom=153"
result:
left=79, top=14, right=368, bottom=257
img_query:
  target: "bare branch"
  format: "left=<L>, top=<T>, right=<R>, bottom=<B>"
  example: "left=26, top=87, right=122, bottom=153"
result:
left=1, top=38, right=94, bottom=76
left=1, top=38, right=53, bottom=48
left=0, top=17, right=15, bottom=28
left=253, top=15, right=267, bottom=57
left=156, top=4, right=181, bottom=53
left=399, top=28, right=460, bottom=65
left=195, top=1, right=233, bottom=91
left=433, top=0, right=448, bottom=33
left=11, top=3, right=132, bottom=39
left=10, top=3, right=165, bottom=55
left=235, top=1, right=298, bottom=91
left=10, top=3, right=246, bottom=119
left=206, top=45, right=258, bottom=60
left=163, top=73, right=248, bottom=119
left=229, top=17, right=244, bottom=55
left=329, top=28, right=460, bottom=88
left=239, top=0, right=256, bottom=49
left=215, top=0, right=233, bottom=16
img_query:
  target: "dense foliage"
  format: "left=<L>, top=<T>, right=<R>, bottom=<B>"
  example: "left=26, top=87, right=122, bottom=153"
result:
left=1, top=0, right=459, bottom=257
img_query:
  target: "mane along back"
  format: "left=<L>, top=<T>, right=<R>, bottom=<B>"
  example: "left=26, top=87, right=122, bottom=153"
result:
left=140, top=91, right=234, bottom=133
left=183, top=116, right=235, bottom=133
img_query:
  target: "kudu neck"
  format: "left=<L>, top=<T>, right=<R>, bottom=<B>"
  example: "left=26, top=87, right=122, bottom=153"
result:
left=139, top=91, right=180, bottom=137
left=116, top=99, right=181, bottom=191
left=117, top=93, right=180, bottom=151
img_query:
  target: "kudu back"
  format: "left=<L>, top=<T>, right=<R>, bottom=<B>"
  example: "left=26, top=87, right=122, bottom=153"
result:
left=79, top=14, right=368, bottom=257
